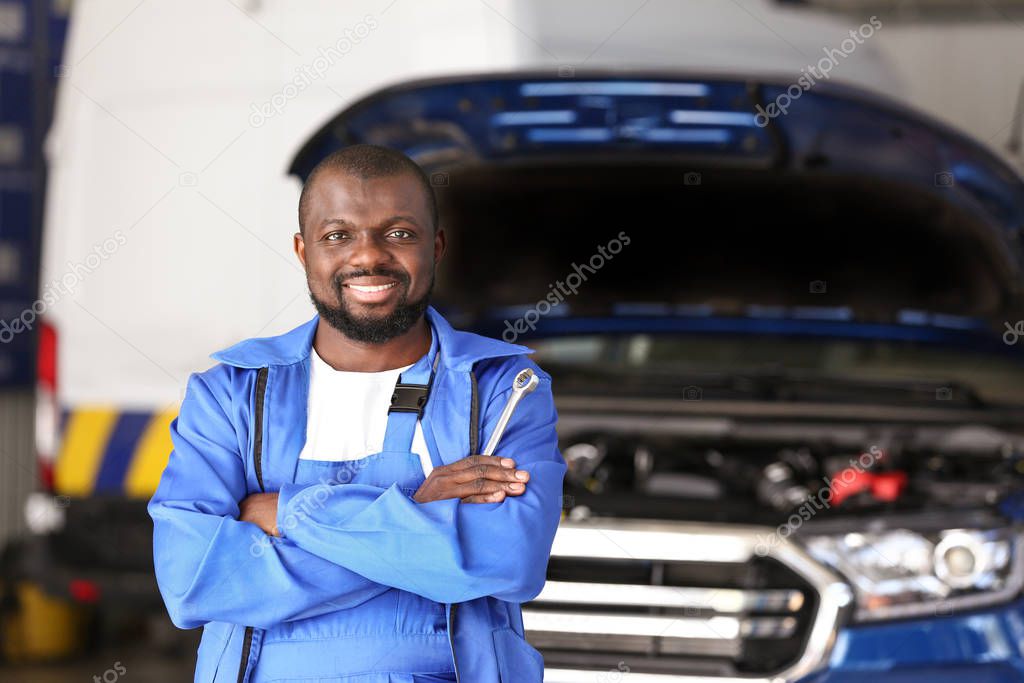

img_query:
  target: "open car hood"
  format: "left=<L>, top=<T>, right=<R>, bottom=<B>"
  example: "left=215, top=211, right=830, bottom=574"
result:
left=289, top=72, right=1024, bottom=330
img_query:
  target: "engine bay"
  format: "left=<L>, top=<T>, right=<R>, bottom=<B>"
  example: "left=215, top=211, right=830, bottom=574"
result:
left=557, top=417, right=1024, bottom=527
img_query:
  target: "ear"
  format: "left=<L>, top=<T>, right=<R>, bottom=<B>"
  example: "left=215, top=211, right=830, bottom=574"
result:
left=433, top=226, right=447, bottom=266
left=294, top=232, right=306, bottom=268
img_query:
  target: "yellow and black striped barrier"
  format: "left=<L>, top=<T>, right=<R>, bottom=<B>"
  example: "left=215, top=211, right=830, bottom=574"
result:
left=53, top=407, right=177, bottom=498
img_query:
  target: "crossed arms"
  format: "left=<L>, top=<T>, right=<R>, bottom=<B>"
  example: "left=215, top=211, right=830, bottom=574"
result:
left=147, top=362, right=566, bottom=630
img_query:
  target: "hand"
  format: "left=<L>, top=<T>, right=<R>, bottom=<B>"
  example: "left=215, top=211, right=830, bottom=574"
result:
left=413, top=455, right=530, bottom=504
left=239, top=492, right=280, bottom=536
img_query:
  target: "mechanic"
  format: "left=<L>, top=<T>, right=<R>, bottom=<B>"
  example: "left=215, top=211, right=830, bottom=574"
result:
left=148, top=144, right=565, bottom=682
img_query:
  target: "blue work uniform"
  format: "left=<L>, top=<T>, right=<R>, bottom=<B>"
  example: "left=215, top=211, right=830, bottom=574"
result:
left=148, top=306, right=565, bottom=682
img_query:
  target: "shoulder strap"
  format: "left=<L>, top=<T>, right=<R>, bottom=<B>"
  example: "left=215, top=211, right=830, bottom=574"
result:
left=469, top=367, right=480, bottom=455
left=238, top=365, right=270, bottom=683
left=253, top=366, right=269, bottom=493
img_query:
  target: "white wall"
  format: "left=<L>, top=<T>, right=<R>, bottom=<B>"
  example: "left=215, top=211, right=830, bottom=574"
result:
left=872, top=21, right=1024, bottom=169
left=42, top=0, right=1024, bottom=410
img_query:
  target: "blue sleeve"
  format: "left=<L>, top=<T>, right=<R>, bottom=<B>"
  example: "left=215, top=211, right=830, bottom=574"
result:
left=276, top=361, right=566, bottom=604
left=148, top=368, right=389, bottom=630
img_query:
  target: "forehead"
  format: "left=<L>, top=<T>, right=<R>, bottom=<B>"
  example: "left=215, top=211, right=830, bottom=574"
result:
left=307, top=169, right=429, bottom=226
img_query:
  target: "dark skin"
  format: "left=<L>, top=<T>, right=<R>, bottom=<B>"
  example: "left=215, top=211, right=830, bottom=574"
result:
left=239, top=170, right=530, bottom=536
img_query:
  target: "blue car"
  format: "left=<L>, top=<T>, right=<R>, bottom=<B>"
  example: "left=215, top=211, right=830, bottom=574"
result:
left=291, top=72, right=1024, bottom=682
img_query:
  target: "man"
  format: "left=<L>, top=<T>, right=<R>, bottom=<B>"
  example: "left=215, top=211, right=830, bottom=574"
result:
left=148, top=144, right=565, bottom=683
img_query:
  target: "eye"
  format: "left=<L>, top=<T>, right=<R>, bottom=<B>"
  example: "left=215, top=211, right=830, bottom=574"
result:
left=324, top=232, right=347, bottom=241
left=389, top=229, right=414, bottom=239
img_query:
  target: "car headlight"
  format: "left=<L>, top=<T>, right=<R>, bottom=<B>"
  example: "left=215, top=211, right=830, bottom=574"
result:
left=802, top=527, right=1024, bottom=621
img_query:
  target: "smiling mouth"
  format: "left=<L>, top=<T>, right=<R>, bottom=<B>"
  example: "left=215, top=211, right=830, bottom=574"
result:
left=345, top=282, right=398, bottom=293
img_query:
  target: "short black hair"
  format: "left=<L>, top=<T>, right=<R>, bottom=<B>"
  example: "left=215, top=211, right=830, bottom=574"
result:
left=297, top=144, right=438, bottom=237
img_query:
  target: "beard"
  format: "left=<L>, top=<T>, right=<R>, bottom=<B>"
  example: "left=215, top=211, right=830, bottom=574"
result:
left=308, top=267, right=433, bottom=344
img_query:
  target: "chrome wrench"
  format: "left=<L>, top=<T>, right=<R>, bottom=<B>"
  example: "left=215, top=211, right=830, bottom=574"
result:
left=481, top=368, right=540, bottom=455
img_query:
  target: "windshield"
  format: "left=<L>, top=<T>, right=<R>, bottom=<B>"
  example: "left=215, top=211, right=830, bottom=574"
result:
left=531, top=333, right=1024, bottom=407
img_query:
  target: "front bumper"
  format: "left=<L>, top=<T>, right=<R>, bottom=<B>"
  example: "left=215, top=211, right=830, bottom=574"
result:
left=543, top=597, right=1024, bottom=682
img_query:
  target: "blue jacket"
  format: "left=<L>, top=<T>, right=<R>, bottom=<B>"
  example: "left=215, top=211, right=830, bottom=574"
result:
left=148, top=306, right=566, bottom=682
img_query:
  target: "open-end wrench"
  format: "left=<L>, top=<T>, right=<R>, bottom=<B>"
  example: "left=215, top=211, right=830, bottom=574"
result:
left=481, top=368, right=540, bottom=456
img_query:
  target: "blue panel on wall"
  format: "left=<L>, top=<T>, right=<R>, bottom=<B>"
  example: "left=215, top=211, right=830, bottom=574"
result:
left=0, top=0, right=69, bottom=388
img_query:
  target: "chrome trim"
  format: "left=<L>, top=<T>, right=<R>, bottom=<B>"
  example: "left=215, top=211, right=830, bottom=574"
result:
left=546, top=671, right=760, bottom=683
left=524, top=610, right=798, bottom=640
left=530, top=630, right=743, bottom=658
left=549, top=520, right=757, bottom=563
left=534, top=580, right=804, bottom=613
left=536, top=519, right=853, bottom=683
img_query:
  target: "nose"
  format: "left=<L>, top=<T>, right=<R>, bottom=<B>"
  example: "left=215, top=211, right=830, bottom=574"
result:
left=345, top=232, right=393, bottom=271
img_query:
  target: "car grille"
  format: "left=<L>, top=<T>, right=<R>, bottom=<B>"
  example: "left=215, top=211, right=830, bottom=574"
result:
left=526, top=519, right=851, bottom=682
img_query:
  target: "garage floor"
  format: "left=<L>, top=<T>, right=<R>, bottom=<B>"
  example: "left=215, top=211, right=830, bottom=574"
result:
left=0, top=646, right=197, bottom=682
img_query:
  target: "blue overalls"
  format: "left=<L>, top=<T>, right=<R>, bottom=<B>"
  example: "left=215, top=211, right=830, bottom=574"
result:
left=149, top=306, right=564, bottom=683
left=251, top=332, right=457, bottom=682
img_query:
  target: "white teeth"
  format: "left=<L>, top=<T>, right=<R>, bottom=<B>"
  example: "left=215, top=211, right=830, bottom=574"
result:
left=347, top=282, right=397, bottom=293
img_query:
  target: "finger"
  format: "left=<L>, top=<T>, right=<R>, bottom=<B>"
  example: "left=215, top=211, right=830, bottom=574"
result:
left=448, top=464, right=529, bottom=485
left=452, top=454, right=515, bottom=469
left=447, top=478, right=526, bottom=498
left=451, top=454, right=516, bottom=470
left=462, top=490, right=507, bottom=504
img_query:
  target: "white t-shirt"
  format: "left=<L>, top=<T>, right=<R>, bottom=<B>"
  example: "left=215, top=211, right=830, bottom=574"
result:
left=298, top=346, right=434, bottom=477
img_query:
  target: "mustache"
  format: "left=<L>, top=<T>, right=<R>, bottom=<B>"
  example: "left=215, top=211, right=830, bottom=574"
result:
left=334, top=268, right=411, bottom=287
